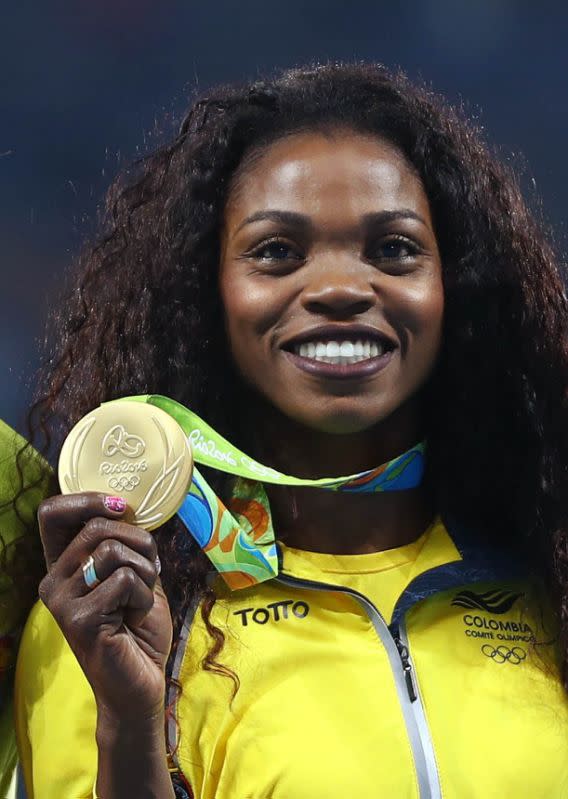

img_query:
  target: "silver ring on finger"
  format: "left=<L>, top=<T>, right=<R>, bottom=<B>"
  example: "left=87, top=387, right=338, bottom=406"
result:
left=82, top=555, right=100, bottom=590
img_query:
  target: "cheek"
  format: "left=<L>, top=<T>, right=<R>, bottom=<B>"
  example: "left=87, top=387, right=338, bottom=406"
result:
left=390, top=276, right=444, bottom=359
left=416, top=284, right=444, bottom=340
left=220, top=276, right=281, bottom=367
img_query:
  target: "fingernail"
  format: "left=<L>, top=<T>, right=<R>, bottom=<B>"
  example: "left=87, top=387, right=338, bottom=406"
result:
left=104, top=496, right=127, bottom=513
left=155, top=556, right=161, bottom=576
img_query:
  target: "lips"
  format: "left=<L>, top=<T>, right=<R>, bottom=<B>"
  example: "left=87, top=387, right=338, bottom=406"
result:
left=283, top=347, right=395, bottom=379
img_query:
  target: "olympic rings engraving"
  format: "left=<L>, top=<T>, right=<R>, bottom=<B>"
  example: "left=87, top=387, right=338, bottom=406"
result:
left=481, top=644, right=527, bottom=665
left=108, top=474, right=141, bottom=492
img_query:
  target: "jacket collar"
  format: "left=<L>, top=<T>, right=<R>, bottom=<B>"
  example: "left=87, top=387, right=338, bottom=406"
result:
left=275, top=513, right=530, bottom=629
left=390, top=515, right=530, bottom=628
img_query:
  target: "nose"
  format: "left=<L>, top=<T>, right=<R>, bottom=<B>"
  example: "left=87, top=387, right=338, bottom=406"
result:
left=301, top=264, right=376, bottom=318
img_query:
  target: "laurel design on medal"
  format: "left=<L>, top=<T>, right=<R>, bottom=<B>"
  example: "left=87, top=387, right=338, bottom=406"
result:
left=135, top=415, right=185, bottom=527
left=62, top=415, right=97, bottom=493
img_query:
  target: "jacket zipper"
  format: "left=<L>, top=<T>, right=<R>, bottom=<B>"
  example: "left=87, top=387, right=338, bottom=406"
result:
left=396, top=616, right=442, bottom=796
left=393, top=634, right=418, bottom=702
left=276, top=573, right=442, bottom=799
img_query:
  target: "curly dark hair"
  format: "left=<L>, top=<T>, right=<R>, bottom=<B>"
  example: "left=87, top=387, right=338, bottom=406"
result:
left=14, top=62, right=568, bottom=724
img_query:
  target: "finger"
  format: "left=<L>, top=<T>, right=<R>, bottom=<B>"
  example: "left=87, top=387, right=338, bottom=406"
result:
left=38, top=492, right=130, bottom=568
left=53, top=517, right=157, bottom=581
left=83, top=566, right=156, bottom=630
left=72, top=538, right=159, bottom=598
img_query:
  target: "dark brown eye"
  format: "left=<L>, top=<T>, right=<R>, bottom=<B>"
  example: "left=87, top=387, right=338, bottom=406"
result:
left=370, top=237, right=419, bottom=260
left=252, top=240, right=303, bottom=262
left=258, top=243, right=291, bottom=260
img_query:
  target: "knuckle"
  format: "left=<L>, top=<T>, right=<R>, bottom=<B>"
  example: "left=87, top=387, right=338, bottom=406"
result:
left=73, top=492, right=93, bottom=513
left=115, top=566, right=137, bottom=588
left=139, top=530, right=157, bottom=559
left=37, top=497, right=58, bottom=529
left=80, top=516, right=113, bottom=544
left=38, top=574, right=53, bottom=604
left=75, top=525, right=94, bottom=549
left=98, top=538, right=123, bottom=562
left=45, top=589, right=66, bottom=622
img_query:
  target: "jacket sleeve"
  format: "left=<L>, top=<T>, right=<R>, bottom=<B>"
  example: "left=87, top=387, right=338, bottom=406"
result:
left=14, top=601, right=98, bottom=798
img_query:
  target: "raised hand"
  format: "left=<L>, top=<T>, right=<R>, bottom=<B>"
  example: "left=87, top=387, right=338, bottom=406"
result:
left=38, top=491, right=172, bottom=720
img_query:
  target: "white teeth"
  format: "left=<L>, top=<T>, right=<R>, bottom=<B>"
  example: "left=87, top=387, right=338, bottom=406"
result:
left=293, top=338, right=389, bottom=364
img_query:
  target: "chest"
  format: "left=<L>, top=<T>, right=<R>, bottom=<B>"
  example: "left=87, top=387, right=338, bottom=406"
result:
left=173, top=583, right=568, bottom=799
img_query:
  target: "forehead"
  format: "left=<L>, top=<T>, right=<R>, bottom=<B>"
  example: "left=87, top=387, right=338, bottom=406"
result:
left=224, top=130, right=431, bottom=226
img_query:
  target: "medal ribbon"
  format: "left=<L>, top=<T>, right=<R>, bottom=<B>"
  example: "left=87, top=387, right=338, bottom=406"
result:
left=114, top=395, right=426, bottom=590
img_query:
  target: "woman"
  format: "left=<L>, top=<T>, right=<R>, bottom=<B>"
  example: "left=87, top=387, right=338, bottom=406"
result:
left=13, top=63, right=568, bottom=797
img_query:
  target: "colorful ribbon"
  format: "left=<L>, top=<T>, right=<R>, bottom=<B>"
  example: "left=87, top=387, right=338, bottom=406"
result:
left=109, top=395, right=426, bottom=590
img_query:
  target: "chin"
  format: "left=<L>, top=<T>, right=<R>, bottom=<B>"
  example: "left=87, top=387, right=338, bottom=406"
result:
left=294, top=408, right=390, bottom=436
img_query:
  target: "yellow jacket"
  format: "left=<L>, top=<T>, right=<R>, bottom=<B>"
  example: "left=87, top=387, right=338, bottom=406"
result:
left=15, top=517, right=568, bottom=798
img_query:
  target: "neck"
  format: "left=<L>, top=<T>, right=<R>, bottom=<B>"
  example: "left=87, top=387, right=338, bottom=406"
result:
left=248, top=399, right=433, bottom=555
left=266, top=483, right=434, bottom=555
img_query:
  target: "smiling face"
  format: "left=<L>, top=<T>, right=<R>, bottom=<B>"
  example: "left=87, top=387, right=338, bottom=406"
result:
left=219, top=129, right=444, bottom=441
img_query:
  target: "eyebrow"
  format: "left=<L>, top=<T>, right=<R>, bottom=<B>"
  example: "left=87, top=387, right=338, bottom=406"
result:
left=362, top=209, right=428, bottom=228
left=235, top=210, right=313, bottom=234
left=235, top=208, right=428, bottom=234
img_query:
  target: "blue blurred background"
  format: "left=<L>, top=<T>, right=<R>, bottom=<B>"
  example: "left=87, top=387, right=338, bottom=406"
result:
left=2, top=0, right=567, bottom=432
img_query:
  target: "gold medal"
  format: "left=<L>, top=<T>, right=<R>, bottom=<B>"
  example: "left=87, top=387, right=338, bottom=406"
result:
left=58, top=401, right=193, bottom=530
